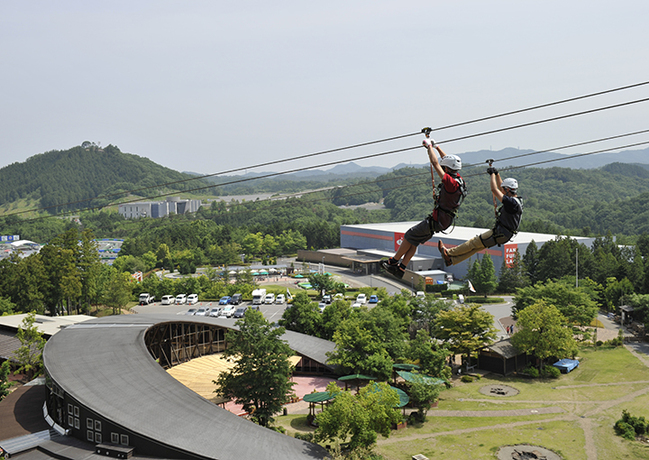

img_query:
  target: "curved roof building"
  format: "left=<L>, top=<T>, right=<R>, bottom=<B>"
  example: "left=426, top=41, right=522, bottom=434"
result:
left=43, top=314, right=333, bottom=460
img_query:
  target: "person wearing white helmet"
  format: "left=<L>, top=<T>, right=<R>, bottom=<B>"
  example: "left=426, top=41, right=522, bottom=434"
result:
left=381, top=138, right=467, bottom=279
left=438, top=166, right=522, bottom=266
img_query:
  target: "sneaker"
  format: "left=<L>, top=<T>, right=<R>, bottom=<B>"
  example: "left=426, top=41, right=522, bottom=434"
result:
left=394, top=263, right=406, bottom=279
left=380, top=258, right=400, bottom=276
left=438, top=240, right=452, bottom=266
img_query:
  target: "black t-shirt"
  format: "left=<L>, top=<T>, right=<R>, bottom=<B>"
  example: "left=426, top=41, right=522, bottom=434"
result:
left=497, top=195, right=522, bottom=234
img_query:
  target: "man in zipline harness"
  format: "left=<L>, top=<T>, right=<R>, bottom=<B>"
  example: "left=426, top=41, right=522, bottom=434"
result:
left=381, top=138, right=467, bottom=279
left=438, top=166, right=522, bottom=266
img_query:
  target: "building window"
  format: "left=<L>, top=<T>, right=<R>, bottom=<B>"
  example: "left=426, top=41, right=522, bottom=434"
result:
left=95, top=432, right=102, bottom=444
left=67, top=403, right=73, bottom=414
left=87, top=430, right=94, bottom=442
left=120, top=435, right=129, bottom=446
left=94, top=420, right=102, bottom=431
left=68, top=415, right=74, bottom=427
left=86, top=418, right=93, bottom=429
left=111, top=433, right=119, bottom=444
left=74, top=406, right=80, bottom=417
left=74, top=418, right=80, bottom=429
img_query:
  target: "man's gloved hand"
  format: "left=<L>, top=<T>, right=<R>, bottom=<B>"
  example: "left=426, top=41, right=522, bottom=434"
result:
left=422, top=138, right=436, bottom=148
left=487, top=167, right=499, bottom=175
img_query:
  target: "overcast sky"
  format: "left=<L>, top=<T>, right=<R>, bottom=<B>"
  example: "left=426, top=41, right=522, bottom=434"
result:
left=2, top=1, right=648, bottom=176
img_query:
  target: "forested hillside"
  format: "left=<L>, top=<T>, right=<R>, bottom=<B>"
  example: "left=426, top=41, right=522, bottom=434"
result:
left=0, top=144, right=218, bottom=214
left=375, top=162, right=649, bottom=237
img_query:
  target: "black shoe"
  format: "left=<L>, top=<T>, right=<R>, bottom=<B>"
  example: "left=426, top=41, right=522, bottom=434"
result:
left=380, top=258, right=402, bottom=278
left=394, top=264, right=406, bottom=279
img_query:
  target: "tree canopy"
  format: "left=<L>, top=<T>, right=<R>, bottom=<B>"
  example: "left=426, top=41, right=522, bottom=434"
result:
left=214, top=309, right=295, bottom=427
left=511, top=300, right=578, bottom=367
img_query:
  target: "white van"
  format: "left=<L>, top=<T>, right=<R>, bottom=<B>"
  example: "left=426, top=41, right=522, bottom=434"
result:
left=161, top=295, right=174, bottom=305
left=356, top=294, right=367, bottom=304
left=175, top=294, right=187, bottom=305
left=264, top=293, right=275, bottom=304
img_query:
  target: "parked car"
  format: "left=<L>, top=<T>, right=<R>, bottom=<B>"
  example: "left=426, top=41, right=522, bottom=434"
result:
left=185, top=308, right=197, bottom=315
left=209, top=307, right=222, bottom=317
left=139, top=293, right=154, bottom=305
left=175, top=294, right=187, bottom=305
left=275, top=294, right=285, bottom=304
left=231, top=293, right=243, bottom=305
left=220, top=305, right=235, bottom=318
left=352, top=302, right=362, bottom=308
left=416, top=291, right=425, bottom=299
left=369, top=295, right=379, bottom=304
left=318, top=303, right=327, bottom=313
left=233, top=306, right=248, bottom=318
left=187, top=294, right=199, bottom=305
left=322, top=294, right=332, bottom=304
left=194, top=307, right=209, bottom=316
left=219, top=296, right=232, bottom=305
left=264, top=293, right=275, bottom=304
left=356, top=294, right=367, bottom=304
left=161, top=295, right=174, bottom=305
left=334, top=293, right=344, bottom=301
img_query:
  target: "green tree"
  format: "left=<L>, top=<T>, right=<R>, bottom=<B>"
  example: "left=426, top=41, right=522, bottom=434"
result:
left=409, top=297, right=451, bottom=336
left=13, top=312, right=46, bottom=380
left=498, top=249, right=528, bottom=293
left=407, top=329, right=451, bottom=380
left=407, top=380, right=442, bottom=422
left=103, top=268, right=133, bottom=315
left=468, top=255, right=497, bottom=297
left=432, top=304, right=498, bottom=369
left=511, top=300, right=578, bottom=368
left=602, top=277, right=634, bottom=312
left=308, top=273, right=338, bottom=296
left=278, top=291, right=322, bottom=337
left=327, top=314, right=394, bottom=381
left=320, top=300, right=352, bottom=340
left=214, top=309, right=295, bottom=427
left=0, top=295, right=16, bottom=315
left=315, top=381, right=401, bottom=451
left=513, top=279, right=598, bottom=326
left=523, top=240, right=540, bottom=285
left=0, top=360, right=13, bottom=401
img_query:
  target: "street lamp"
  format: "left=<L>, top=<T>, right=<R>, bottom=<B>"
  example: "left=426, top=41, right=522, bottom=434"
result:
left=411, top=276, right=414, bottom=292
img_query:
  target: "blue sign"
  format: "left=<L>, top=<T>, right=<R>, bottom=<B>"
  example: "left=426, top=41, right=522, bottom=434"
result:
left=0, top=235, right=20, bottom=242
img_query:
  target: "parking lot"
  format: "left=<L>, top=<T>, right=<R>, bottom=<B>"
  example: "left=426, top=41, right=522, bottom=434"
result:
left=132, top=298, right=289, bottom=324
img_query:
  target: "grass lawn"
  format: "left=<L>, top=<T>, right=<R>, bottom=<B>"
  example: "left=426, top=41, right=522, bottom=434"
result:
left=274, top=345, right=649, bottom=459
left=287, top=344, right=649, bottom=460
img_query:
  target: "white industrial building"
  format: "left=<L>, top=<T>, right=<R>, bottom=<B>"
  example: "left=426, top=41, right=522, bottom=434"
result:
left=118, top=197, right=202, bottom=219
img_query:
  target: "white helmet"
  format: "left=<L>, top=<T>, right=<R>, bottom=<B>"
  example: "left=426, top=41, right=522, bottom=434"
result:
left=439, top=154, right=462, bottom=171
left=501, top=178, right=518, bottom=191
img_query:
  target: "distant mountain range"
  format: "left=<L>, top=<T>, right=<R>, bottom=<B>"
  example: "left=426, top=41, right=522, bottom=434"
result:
left=186, top=146, right=649, bottom=180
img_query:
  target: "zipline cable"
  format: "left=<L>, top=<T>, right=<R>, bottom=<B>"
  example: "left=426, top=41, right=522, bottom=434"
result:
left=131, top=137, right=649, bottom=219
left=9, top=81, right=649, bottom=217
left=8, top=95, right=649, bottom=220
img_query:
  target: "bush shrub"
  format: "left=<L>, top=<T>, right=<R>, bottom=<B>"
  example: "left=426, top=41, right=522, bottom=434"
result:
left=523, top=366, right=539, bottom=378
left=461, top=375, right=474, bottom=383
left=541, top=365, right=561, bottom=379
left=615, top=420, right=637, bottom=440
left=294, top=432, right=314, bottom=442
left=465, top=296, right=505, bottom=304
left=617, top=410, right=648, bottom=438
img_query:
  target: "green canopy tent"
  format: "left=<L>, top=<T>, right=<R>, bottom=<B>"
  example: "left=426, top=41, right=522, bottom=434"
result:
left=392, top=363, right=420, bottom=384
left=396, top=370, right=447, bottom=387
left=338, top=374, right=377, bottom=393
left=365, top=382, right=410, bottom=409
left=302, top=391, right=335, bottom=417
